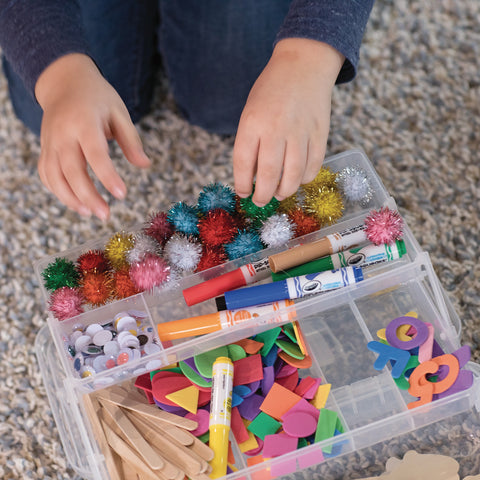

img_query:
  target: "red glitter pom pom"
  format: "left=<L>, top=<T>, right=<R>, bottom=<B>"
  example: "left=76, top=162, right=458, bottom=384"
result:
left=49, top=286, right=84, bottom=321
left=198, top=209, right=238, bottom=247
left=113, top=268, right=139, bottom=299
left=76, top=250, right=109, bottom=274
left=364, top=207, right=404, bottom=245
left=144, top=211, right=174, bottom=247
left=81, top=272, right=113, bottom=306
left=129, top=253, right=170, bottom=291
left=195, top=246, right=228, bottom=272
left=288, top=209, right=321, bottom=238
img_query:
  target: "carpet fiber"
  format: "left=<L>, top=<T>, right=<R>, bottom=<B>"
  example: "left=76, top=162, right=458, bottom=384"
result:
left=0, top=1, right=479, bottom=478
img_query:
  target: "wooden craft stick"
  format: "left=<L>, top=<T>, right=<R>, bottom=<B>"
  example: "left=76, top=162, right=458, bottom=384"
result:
left=183, top=430, right=215, bottom=462
left=99, top=397, right=165, bottom=471
left=96, top=387, right=198, bottom=431
left=102, top=419, right=168, bottom=480
left=121, top=458, right=140, bottom=480
left=82, top=392, right=124, bottom=480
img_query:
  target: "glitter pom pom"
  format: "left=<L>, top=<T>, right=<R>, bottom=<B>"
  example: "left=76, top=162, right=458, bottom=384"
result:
left=238, top=193, right=279, bottom=229
left=42, top=257, right=80, bottom=291
left=336, top=166, right=373, bottom=206
left=113, top=268, right=139, bottom=299
left=303, top=167, right=338, bottom=191
left=129, top=253, right=170, bottom=291
left=127, top=233, right=161, bottom=264
left=81, top=272, right=113, bottom=306
left=195, top=246, right=228, bottom=272
left=167, top=202, right=199, bottom=235
left=364, top=207, right=404, bottom=245
left=49, top=287, right=84, bottom=321
left=225, top=230, right=264, bottom=260
left=198, top=209, right=237, bottom=247
left=163, top=233, right=202, bottom=272
left=259, top=214, right=294, bottom=248
left=76, top=250, right=109, bottom=274
left=143, top=211, right=174, bottom=246
left=197, top=182, right=236, bottom=214
left=104, top=232, right=134, bottom=270
left=278, top=194, right=299, bottom=214
left=288, top=209, right=321, bottom=238
left=303, top=187, right=344, bottom=226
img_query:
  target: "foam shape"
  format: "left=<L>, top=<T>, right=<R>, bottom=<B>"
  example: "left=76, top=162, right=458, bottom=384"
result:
left=262, top=344, right=278, bottom=367
left=247, top=411, right=282, bottom=440
left=260, top=383, right=302, bottom=420
left=185, top=408, right=210, bottom=436
left=276, top=338, right=305, bottom=360
left=294, top=376, right=317, bottom=397
left=292, top=322, right=308, bottom=355
left=385, top=316, right=429, bottom=350
left=418, top=322, right=435, bottom=362
left=193, top=345, right=229, bottom=378
left=310, top=383, right=332, bottom=409
left=238, top=420, right=260, bottom=453
left=238, top=393, right=265, bottom=421
left=298, top=447, right=325, bottom=469
left=179, top=359, right=212, bottom=388
left=282, top=323, right=297, bottom=343
left=452, top=344, right=471, bottom=367
left=232, top=392, right=244, bottom=407
left=278, top=350, right=312, bottom=368
left=231, top=406, right=250, bottom=444
left=262, top=433, right=298, bottom=458
left=282, top=397, right=320, bottom=421
left=394, top=355, right=419, bottom=390
left=233, top=385, right=252, bottom=397
left=243, top=380, right=261, bottom=398
left=302, top=377, right=322, bottom=400
left=314, top=408, right=338, bottom=453
left=228, top=440, right=235, bottom=465
left=244, top=436, right=264, bottom=456
left=275, top=370, right=299, bottom=392
left=282, top=410, right=318, bottom=438
left=435, top=369, right=474, bottom=399
left=276, top=364, right=297, bottom=379
left=228, top=343, right=247, bottom=362
left=254, top=326, right=282, bottom=356
left=165, top=385, right=199, bottom=414
left=152, top=371, right=210, bottom=407
left=261, top=366, right=275, bottom=396
left=233, top=354, right=264, bottom=386
left=367, top=341, right=411, bottom=378
left=234, top=338, right=264, bottom=354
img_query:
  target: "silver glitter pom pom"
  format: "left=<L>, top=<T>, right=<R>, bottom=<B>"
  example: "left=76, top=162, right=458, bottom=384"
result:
left=336, top=165, right=373, bottom=207
left=260, top=213, right=295, bottom=248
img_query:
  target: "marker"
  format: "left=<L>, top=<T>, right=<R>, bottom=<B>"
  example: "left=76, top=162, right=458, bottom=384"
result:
left=271, top=240, right=406, bottom=281
left=268, top=223, right=369, bottom=273
left=222, top=266, right=364, bottom=311
left=183, top=257, right=271, bottom=306
left=157, top=299, right=296, bottom=341
left=209, top=357, right=234, bottom=479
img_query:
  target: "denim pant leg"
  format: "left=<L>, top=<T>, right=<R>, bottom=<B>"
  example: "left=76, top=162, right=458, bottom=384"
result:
left=2, top=0, right=158, bottom=136
left=158, top=0, right=292, bottom=135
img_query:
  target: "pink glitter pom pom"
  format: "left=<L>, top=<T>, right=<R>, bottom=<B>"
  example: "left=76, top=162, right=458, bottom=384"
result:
left=129, top=253, right=170, bottom=291
left=49, top=286, right=84, bottom=321
left=364, top=207, right=404, bottom=245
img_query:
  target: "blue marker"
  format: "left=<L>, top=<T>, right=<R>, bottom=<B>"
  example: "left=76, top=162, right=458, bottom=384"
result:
left=222, top=266, right=364, bottom=310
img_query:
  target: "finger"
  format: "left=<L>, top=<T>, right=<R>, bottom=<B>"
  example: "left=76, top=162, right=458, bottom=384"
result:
left=233, top=119, right=260, bottom=199
left=59, top=142, right=110, bottom=220
left=300, top=139, right=326, bottom=185
left=109, top=107, right=151, bottom=168
left=41, top=150, right=92, bottom=217
left=274, top=138, right=308, bottom=201
left=251, top=137, right=285, bottom=207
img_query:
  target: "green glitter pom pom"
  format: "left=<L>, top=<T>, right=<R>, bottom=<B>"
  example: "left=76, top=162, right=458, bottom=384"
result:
left=238, top=193, right=280, bottom=229
left=42, top=257, right=80, bottom=291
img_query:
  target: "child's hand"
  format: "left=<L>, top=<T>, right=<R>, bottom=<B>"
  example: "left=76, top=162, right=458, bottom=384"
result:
left=233, top=39, right=344, bottom=206
left=35, top=53, right=150, bottom=220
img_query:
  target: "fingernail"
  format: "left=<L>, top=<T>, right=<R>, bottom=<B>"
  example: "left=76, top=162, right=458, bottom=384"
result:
left=78, top=206, right=91, bottom=217
left=254, top=201, right=266, bottom=208
left=95, top=208, right=109, bottom=221
left=113, top=186, right=126, bottom=199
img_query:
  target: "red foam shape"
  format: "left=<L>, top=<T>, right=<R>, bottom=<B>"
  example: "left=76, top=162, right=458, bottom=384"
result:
left=233, top=354, right=264, bottom=386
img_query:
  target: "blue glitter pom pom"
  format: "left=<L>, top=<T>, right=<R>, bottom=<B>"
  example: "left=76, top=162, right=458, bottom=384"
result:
left=167, top=202, right=199, bottom=235
left=224, top=230, right=264, bottom=260
left=197, top=182, right=236, bottom=214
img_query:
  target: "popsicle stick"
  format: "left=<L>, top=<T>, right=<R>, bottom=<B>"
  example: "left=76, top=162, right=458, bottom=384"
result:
left=82, top=392, right=124, bottom=480
left=183, top=430, right=215, bottom=462
left=96, top=387, right=198, bottom=431
left=121, top=458, right=140, bottom=480
left=102, top=420, right=167, bottom=480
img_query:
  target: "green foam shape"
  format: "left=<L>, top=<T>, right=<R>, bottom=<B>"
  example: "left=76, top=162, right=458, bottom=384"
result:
left=297, top=437, right=308, bottom=448
left=255, top=326, right=282, bottom=357
left=149, top=367, right=182, bottom=381
left=198, top=431, right=210, bottom=443
left=179, top=361, right=212, bottom=388
left=194, top=345, right=229, bottom=378
left=394, top=355, right=419, bottom=390
left=282, top=323, right=298, bottom=344
left=275, top=339, right=305, bottom=359
left=247, top=411, right=282, bottom=440
left=228, top=343, right=247, bottom=362
left=314, top=408, right=338, bottom=454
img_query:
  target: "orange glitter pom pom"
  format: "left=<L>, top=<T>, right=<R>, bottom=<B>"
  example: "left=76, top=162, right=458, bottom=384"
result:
left=113, top=268, right=139, bottom=299
left=81, top=272, right=113, bottom=306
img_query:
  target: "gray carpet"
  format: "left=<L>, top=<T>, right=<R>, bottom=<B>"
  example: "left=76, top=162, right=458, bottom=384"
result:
left=1, top=0, right=480, bottom=478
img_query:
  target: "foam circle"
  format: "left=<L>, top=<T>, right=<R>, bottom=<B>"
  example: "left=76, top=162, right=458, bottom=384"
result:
left=282, top=411, right=318, bottom=438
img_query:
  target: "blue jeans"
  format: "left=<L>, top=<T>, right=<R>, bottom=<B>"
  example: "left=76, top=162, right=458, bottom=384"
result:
left=3, top=0, right=291, bottom=136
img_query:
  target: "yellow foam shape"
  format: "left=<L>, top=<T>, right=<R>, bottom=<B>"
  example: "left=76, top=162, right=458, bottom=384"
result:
left=165, top=385, right=199, bottom=414
left=377, top=328, right=387, bottom=341
left=311, top=383, right=331, bottom=409
left=238, top=419, right=259, bottom=453
left=292, top=321, right=307, bottom=355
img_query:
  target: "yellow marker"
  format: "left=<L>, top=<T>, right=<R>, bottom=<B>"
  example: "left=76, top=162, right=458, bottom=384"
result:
left=209, top=356, right=234, bottom=479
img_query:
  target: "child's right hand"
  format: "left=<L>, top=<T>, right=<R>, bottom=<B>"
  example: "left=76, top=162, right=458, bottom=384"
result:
left=35, top=53, right=151, bottom=220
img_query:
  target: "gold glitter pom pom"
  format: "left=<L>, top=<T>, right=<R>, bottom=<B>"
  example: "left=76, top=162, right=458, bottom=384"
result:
left=302, top=167, right=338, bottom=195
left=104, top=232, right=134, bottom=270
left=278, top=193, right=299, bottom=214
left=303, top=187, right=344, bottom=226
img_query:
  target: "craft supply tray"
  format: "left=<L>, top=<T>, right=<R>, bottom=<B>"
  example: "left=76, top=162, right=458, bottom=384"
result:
left=34, top=150, right=480, bottom=479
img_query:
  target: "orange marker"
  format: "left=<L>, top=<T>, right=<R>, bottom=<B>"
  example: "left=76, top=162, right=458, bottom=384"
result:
left=157, top=300, right=296, bottom=341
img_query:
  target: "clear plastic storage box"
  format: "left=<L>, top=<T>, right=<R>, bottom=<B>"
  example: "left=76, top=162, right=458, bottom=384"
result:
left=34, top=150, right=480, bottom=479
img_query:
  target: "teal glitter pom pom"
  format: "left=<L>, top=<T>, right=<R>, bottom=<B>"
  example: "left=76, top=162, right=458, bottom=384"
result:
left=167, top=202, right=200, bottom=235
left=197, top=182, right=236, bottom=214
left=224, top=230, right=264, bottom=260
left=238, top=193, right=280, bottom=229
left=42, top=257, right=80, bottom=291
